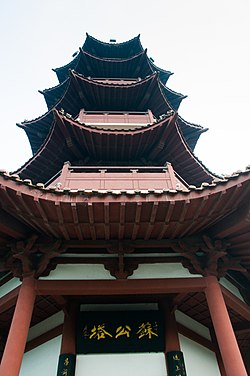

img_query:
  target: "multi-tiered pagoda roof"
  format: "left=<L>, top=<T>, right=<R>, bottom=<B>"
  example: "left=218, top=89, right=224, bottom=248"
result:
left=17, top=34, right=204, bottom=161
left=0, top=34, right=250, bottom=368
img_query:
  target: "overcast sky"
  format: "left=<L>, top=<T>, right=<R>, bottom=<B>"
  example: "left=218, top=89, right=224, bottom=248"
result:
left=0, top=0, right=249, bottom=176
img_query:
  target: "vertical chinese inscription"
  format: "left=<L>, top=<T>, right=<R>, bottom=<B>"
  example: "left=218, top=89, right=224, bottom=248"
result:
left=56, top=354, right=76, bottom=376
left=166, top=351, right=187, bottom=376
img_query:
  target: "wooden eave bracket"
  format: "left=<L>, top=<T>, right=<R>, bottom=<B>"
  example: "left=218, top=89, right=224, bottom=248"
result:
left=104, top=254, right=138, bottom=280
left=5, top=236, right=66, bottom=280
left=105, top=242, right=137, bottom=279
left=172, top=234, right=245, bottom=278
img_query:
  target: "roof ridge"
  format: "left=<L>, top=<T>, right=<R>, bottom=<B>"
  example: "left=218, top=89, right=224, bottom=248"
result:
left=85, top=33, right=141, bottom=47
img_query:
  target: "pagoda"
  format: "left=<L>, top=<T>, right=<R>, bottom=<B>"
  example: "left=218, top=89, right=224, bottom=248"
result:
left=0, top=34, right=249, bottom=376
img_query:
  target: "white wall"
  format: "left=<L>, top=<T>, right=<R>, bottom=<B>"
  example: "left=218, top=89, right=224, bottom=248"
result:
left=76, top=353, right=166, bottom=376
left=40, top=264, right=115, bottom=280
left=27, top=311, right=64, bottom=341
left=75, top=337, right=221, bottom=376
left=20, top=336, right=61, bottom=376
left=0, top=277, right=20, bottom=298
left=180, top=335, right=220, bottom=376
left=175, top=310, right=211, bottom=340
left=18, top=332, right=221, bottom=376
left=40, top=262, right=201, bottom=280
left=220, top=277, right=244, bottom=301
left=129, top=263, right=202, bottom=279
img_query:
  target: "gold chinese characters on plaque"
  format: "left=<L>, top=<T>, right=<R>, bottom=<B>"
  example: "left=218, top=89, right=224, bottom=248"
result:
left=77, top=311, right=164, bottom=354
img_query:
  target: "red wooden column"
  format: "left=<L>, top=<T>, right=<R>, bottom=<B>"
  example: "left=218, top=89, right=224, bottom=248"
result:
left=0, top=276, right=36, bottom=376
left=161, top=300, right=181, bottom=353
left=205, top=276, right=247, bottom=376
left=210, top=328, right=227, bottom=376
left=56, top=302, right=77, bottom=376
left=160, top=300, right=187, bottom=376
left=60, top=302, right=77, bottom=354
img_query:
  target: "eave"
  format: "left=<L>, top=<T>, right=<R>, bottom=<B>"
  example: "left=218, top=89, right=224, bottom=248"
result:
left=17, top=111, right=54, bottom=155
left=15, top=111, right=215, bottom=185
left=0, top=169, right=249, bottom=360
left=41, top=72, right=184, bottom=113
left=83, top=33, right=143, bottom=58
left=53, top=50, right=173, bottom=85
left=0, top=210, right=30, bottom=249
left=19, top=73, right=204, bottom=154
left=0, top=168, right=249, bottom=278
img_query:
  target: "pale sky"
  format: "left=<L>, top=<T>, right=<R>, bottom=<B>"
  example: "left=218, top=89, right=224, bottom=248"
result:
left=0, top=0, right=249, bottom=176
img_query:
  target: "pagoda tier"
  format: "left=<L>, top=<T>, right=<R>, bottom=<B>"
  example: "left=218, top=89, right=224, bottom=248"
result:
left=0, top=168, right=249, bottom=277
left=1, top=157, right=250, bottom=368
left=19, top=73, right=203, bottom=154
left=18, top=109, right=205, bottom=156
left=53, top=50, right=173, bottom=84
left=15, top=110, right=215, bottom=185
left=1, top=167, right=250, bottom=362
left=41, top=72, right=185, bottom=113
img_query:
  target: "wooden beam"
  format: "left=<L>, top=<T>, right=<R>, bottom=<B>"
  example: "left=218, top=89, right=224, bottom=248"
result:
left=233, top=322, right=250, bottom=334
left=0, top=286, right=20, bottom=314
left=51, top=295, right=68, bottom=308
left=25, top=324, right=63, bottom=353
left=177, top=323, right=215, bottom=352
left=221, top=285, right=250, bottom=322
left=145, top=202, right=159, bottom=240
left=36, top=277, right=206, bottom=296
left=118, top=202, right=125, bottom=240
left=53, top=256, right=182, bottom=265
left=210, top=205, right=250, bottom=238
left=172, top=293, right=188, bottom=307
left=157, top=201, right=175, bottom=240
left=87, top=203, right=96, bottom=240
left=0, top=211, right=28, bottom=239
left=60, top=238, right=187, bottom=249
left=132, top=202, right=142, bottom=240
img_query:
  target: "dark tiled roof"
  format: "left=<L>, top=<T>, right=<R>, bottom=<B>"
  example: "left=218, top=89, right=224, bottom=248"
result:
left=53, top=50, right=172, bottom=84
left=14, top=111, right=215, bottom=185
left=83, top=33, right=143, bottom=58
